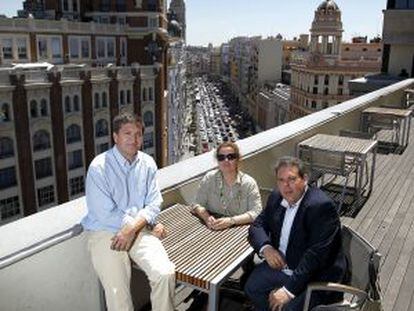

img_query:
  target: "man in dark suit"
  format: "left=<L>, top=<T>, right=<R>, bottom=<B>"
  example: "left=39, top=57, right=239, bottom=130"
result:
left=245, top=156, right=346, bottom=311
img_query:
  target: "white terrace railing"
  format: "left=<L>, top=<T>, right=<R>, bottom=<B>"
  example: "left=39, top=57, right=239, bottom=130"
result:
left=0, top=78, right=413, bottom=311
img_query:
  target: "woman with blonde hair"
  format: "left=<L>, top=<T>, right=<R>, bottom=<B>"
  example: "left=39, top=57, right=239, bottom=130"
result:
left=192, top=142, right=262, bottom=230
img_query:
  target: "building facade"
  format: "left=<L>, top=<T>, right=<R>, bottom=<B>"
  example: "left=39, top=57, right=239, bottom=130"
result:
left=289, top=0, right=382, bottom=120
left=382, top=0, right=414, bottom=77
left=0, top=0, right=184, bottom=224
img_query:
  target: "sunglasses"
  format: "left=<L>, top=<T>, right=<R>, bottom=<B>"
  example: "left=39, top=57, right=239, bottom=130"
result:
left=217, top=153, right=238, bottom=161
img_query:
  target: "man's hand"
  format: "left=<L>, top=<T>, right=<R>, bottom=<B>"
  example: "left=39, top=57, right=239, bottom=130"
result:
left=262, top=246, right=286, bottom=270
left=151, top=223, right=167, bottom=239
left=268, top=288, right=292, bottom=311
left=111, top=225, right=137, bottom=251
left=211, top=217, right=233, bottom=230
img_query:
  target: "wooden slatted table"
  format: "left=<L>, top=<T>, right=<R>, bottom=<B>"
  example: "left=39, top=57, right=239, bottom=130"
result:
left=158, top=204, right=253, bottom=311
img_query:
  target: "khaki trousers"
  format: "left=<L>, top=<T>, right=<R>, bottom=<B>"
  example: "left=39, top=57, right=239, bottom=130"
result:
left=87, top=230, right=175, bottom=311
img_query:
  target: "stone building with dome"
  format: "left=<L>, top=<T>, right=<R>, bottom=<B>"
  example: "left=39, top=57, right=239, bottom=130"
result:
left=289, top=0, right=382, bottom=119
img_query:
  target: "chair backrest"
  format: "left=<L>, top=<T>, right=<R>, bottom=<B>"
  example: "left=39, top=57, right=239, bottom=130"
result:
left=339, top=130, right=374, bottom=140
left=310, top=149, right=346, bottom=176
left=342, top=225, right=381, bottom=292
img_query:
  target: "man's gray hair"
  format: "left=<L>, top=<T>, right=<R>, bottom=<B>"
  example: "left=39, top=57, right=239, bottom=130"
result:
left=274, top=156, right=308, bottom=178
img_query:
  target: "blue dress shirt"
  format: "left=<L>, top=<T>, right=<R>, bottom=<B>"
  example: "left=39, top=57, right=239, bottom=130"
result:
left=81, top=146, right=163, bottom=233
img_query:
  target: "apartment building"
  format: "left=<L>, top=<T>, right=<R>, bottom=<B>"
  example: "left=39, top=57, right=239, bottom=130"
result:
left=0, top=0, right=185, bottom=224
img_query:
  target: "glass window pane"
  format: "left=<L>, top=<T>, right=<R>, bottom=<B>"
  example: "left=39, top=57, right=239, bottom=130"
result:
left=69, top=38, right=79, bottom=58
left=17, top=38, right=27, bottom=59
left=51, top=37, right=62, bottom=58
left=81, top=39, right=89, bottom=58
left=38, top=38, right=48, bottom=58
left=97, top=39, right=105, bottom=58
left=107, top=40, right=115, bottom=58
left=2, top=38, right=13, bottom=59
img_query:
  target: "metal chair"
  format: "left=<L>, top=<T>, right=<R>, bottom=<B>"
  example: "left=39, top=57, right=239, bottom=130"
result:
left=308, top=148, right=357, bottom=212
left=303, top=225, right=382, bottom=311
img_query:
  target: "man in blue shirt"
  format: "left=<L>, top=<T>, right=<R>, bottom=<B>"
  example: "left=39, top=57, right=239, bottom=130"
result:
left=245, top=156, right=345, bottom=311
left=82, top=113, right=175, bottom=311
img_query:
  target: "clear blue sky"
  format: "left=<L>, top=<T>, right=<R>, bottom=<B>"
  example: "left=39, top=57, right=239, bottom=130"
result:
left=0, top=0, right=386, bottom=46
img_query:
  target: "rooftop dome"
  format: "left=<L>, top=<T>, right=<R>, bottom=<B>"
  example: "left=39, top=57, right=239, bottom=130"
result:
left=317, top=0, right=340, bottom=12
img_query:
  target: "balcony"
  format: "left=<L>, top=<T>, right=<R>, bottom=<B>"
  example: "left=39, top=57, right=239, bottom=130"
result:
left=1, top=79, right=414, bottom=310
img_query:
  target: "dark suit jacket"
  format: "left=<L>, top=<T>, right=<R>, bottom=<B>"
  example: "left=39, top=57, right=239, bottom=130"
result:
left=248, top=186, right=346, bottom=296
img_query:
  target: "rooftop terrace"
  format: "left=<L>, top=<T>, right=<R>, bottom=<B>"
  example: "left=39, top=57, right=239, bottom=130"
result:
left=1, top=78, right=414, bottom=310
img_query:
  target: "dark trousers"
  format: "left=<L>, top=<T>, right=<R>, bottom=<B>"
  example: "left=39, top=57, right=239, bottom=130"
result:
left=244, top=262, right=333, bottom=311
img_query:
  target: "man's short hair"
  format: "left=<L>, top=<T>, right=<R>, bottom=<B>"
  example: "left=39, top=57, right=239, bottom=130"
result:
left=112, top=112, right=144, bottom=134
left=274, top=156, right=308, bottom=178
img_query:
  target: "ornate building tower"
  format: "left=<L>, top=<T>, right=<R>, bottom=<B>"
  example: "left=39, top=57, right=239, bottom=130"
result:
left=289, top=0, right=381, bottom=120
left=169, top=0, right=186, bottom=42
left=309, top=0, right=343, bottom=61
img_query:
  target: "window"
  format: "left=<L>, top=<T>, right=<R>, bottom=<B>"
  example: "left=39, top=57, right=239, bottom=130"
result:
left=73, top=0, right=78, bottom=12
left=30, top=100, right=38, bottom=118
left=97, top=39, right=105, bottom=58
left=96, top=37, right=115, bottom=59
left=35, top=158, right=53, bottom=179
left=116, top=0, right=126, bottom=11
left=38, top=38, right=48, bottom=59
left=107, top=40, right=115, bottom=58
left=69, top=37, right=79, bottom=58
left=17, top=38, right=27, bottom=59
left=142, top=88, right=147, bottom=101
left=338, top=75, right=344, bottom=86
left=312, top=87, right=318, bottom=95
left=97, top=143, right=109, bottom=154
left=120, top=39, right=127, bottom=57
left=0, top=137, right=14, bottom=159
left=311, top=101, right=317, bottom=109
left=94, top=93, right=100, bottom=109
left=95, top=119, right=109, bottom=137
left=1, top=38, right=12, bottom=59
left=148, top=87, right=153, bottom=101
left=51, top=37, right=62, bottom=58
left=147, top=0, right=157, bottom=11
left=68, top=150, right=83, bottom=170
left=81, top=39, right=90, bottom=58
left=324, top=88, right=329, bottom=95
left=63, top=0, right=69, bottom=11
left=65, top=96, right=71, bottom=113
left=120, top=90, right=125, bottom=106
left=324, top=75, right=329, bottom=85
left=0, top=167, right=17, bottom=190
left=0, top=196, right=20, bottom=220
left=127, top=90, right=131, bottom=104
left=143, top=132, right=154, bottom=149
left=66, top=124, right=82, bottom=143
left=102, top=92, right=107, bottom=108
left=40, top=99, right=48, bottom=116
left=338, top=88, right=343, bottom=95
left=148, top=17, right=158, bottom=28
left=37, top=36, right=62, bottom=60
left=101, top=0, right=110, bottom=11
left=37, top=185, right=55, bottom=207
left=1, top=103, right=10, bottom=122
left=70, top=176, right=85, bottom=196
left=33, top=130, right=51, bottom=151
left=73, top=95, right=80, bottom=111
left=143, top=111, right=154, bottom=127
